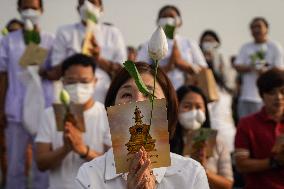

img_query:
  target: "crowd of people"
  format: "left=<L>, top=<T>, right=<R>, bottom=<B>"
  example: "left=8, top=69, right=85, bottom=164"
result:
left=0, top=0, right=284, bottom=189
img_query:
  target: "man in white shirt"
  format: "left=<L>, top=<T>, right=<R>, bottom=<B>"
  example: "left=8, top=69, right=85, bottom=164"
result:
left=49, top=0, right=127, bottom=103
left=234, top=17, right=284, bottom=118
left=35, top=54, right=111, bottom=189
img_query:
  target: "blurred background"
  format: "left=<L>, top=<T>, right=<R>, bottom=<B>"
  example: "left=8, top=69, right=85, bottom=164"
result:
left=0, top=0, right=284, bottom=61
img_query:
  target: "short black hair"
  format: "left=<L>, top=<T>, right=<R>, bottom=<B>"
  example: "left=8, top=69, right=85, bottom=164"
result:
left=157, top=5, right=182, bottom=25
left=61, top=54, right=96, bottom=76
left=6, top=18, right=24, bottom=32
left=250, top=17, right=269, bottom=29
left=17, top=0, right=43, bottom=9
left=257, top=68, right=284, bottom=97
left=78, top=0, right=103, bottom=8
left=199, top=30, right=221, bottom=44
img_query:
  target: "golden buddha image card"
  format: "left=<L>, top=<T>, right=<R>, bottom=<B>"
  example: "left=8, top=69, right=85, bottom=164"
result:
left=52, top=104, right=86, bottom=132
left=107, top=99, right=170, bottom=174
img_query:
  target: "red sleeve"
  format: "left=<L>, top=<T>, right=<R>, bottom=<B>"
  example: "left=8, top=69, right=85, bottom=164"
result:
left=235, top=118, right=251, bottom=150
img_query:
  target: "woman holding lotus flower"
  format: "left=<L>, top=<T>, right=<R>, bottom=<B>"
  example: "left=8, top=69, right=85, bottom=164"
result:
left=137, top=5, right=207, bottom=90
left=76, top=25, right=209, bottom=188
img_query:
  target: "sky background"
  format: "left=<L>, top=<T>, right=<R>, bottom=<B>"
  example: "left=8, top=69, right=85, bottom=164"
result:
left=0, top=0, right=284, bottom=62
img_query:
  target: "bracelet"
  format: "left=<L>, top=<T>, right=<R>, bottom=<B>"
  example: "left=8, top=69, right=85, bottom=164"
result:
left=80, top=145, right=90, bottom=159
left=269, top=157, right=281, bottom=170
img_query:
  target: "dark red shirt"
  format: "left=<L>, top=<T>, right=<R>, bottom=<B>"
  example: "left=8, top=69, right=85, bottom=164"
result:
left=235, top=107, right=284, bottom=189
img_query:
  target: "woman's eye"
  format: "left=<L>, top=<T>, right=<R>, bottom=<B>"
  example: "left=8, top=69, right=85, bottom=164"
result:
left=121, top=93, right=132, bottom=99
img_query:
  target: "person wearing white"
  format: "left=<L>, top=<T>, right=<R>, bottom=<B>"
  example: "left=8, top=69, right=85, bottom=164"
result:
left=137, top=5, right=207, bottom=90
left=51, top=0, right=127, bottom=103
left=35, top=54, right=111, bottom=189
left=76, top=148, right=209, bottom=189
left=234, top=17, right=284, bottom=118
left=76, top=62, right=209, bottom=189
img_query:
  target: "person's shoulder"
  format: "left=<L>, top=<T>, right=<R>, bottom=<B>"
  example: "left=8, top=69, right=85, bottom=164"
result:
left=267, top=40, right=283, bottom=51
left=101, top=22, right=123, bottom=36
left=169, top=152, right=204, bottom=174
left=56, top=23, right=79, bottom=35
left=78, top=149, right=107, bottom=176
left=238, top=110, right=262, bottom=129
left=90, top=101, right=107, bottom=114
left=240, top=41, right=255, bottom=49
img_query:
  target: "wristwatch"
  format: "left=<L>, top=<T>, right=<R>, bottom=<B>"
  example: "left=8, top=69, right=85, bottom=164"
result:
left=269, top=157, right=281, bottom=169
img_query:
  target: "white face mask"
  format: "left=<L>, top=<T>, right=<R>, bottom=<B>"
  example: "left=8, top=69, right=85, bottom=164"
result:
left=178, top=109, right=206, bottom=130
left=201, top=42, right=219, bottom=52
left=64, top=83, right=94, bottom=104
left=79, top=1, right=102, bottom=23
left=20, top=9, right=41, bottom=26
left=158, top=17, right=181, bottom=27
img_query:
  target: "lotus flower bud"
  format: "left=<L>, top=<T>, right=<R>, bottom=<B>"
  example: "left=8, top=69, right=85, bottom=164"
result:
left=24, top=19, right=34, bottom=31
left=60, top=89, right=70, bottom=106
left=148, top=26, right=168, bottom=61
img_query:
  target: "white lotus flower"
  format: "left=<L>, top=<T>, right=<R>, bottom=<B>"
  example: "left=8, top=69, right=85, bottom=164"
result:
left=148, top=26, right=168, bottom=61
left=60, top=89, right=70, bottom=106
left=24, top=19, right=34, bottom=31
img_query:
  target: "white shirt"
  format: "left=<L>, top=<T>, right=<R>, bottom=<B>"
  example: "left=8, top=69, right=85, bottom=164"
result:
left=235, top=40, right=284, bottom=102
left=51, top=22, right=127, bottom=103
left=35, top=102, right=112, bottom=189
left=208, top=88, right=236, bottom=152
left=76, top=148, right=209, bottom=189
left=137, top=35, right=207, bottom=89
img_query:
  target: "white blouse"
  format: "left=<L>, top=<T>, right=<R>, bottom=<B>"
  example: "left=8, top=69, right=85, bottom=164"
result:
left=137, top=35, right=207, bottom=90
left=76, top=148, right=209, bottom=189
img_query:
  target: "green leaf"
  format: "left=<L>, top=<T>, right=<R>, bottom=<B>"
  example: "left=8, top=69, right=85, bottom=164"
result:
left=123, top=60, right=153, bottom=97
left=193, top=128, right=213, bottom=143
left=1, top=28, right=8, bottom=36
left=24, top=30, right=41, bottom=45
left=86, top=12, right=98, bottom=24
left=163, top=25, right=175, bottom=40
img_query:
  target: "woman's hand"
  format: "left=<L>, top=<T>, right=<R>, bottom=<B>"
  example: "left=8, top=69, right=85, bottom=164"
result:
left=191, top=142, right=208, bottom=167
left=127, top=147, right=156, bottom=189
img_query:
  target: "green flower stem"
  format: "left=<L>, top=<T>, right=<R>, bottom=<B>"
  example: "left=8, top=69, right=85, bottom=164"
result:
left=149, top=60, right=158, bottom=126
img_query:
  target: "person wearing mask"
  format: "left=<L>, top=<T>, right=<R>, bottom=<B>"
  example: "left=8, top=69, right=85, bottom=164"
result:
left=0, top=0, right=54, bottom=188
left=171, top=85, right=233, bottom=189
left=234, top=17, right=284, bottom=118
left=137, top=5, right=207, bottom=90
left=235, top=68, right=284, bottom=189
left=47, top=0, right=127, bottom=104
left=35, top=54, right=111, bottom=189
left=199, top=30, right=236, bottom=153
left=76, top=62, right=209, bottom=189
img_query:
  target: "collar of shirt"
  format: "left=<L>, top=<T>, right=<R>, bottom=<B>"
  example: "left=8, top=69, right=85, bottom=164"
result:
left=104, top=148, right=170, bottom=184
left=258, top=107, right=284, bottom=136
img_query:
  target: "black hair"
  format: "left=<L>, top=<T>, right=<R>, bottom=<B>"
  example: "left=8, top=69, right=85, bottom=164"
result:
left=257, top=68, right=284, bottom=97
left=250, top=17, right=269, bottom=29
left=61, top=54, right=96, bottom=76
left=157, top=5, right=182, bottom=25
left=78, top=0, right=103, bottom=8
left=6, top=19, right=24, bottom=32
left=17, top=0, right=43, bottom=9
left=199, top=30, right=221, bottom=45
left=170, top=85, right=211, bottom=155
left=105, top=62, right=178, bottom=139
